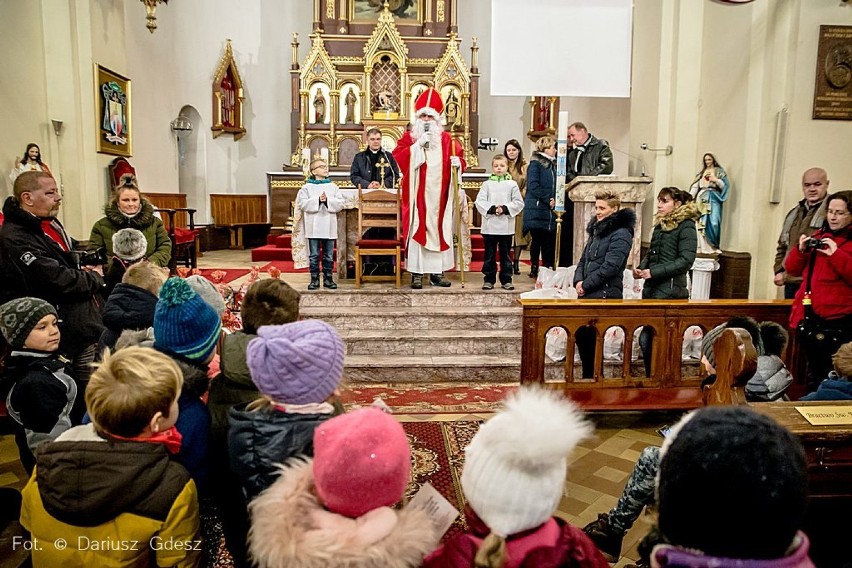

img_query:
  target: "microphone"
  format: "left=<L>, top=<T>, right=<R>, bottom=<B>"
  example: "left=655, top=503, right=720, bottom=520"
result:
left=610, top=146, right=647, bottom=177
left=423, top=122, right=430, bottom=149
left=381, top=148, right=397, bottom=189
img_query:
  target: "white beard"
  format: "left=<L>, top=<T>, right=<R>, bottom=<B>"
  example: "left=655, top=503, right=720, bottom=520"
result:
left=411, top=118, right=442, bottom=147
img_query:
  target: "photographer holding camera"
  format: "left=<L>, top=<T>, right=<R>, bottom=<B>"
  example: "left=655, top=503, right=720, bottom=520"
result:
left=785, top=190, right=852, bottom=393
left=1, top=172, right=105, bottom=419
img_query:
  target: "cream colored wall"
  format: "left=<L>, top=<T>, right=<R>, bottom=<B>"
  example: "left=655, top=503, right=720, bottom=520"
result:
left=0, top=1, right=50, bottom=202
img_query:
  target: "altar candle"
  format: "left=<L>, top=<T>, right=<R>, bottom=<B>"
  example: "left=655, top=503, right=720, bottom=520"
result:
left=302, top=147, right=311, bottom=167
left=320, top=147, right=329, bottom=162
left=554, top=110, right=569, bottom=212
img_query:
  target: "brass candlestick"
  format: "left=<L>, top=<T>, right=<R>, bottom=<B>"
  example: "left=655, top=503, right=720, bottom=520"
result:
left=554, top=210, right=563, bottom=270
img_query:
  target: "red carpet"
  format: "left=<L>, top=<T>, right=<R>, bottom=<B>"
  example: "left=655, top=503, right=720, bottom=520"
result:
left=341, top=383, right=515, bottom=414
left=195, top=267, right=252, bottom=283
left=403, top=420, right=481, bottom=542
left=259, top=261, right=335, bottom=274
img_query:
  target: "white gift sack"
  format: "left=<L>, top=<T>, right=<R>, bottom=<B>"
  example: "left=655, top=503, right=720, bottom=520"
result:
left=545, top=327, right=568, bottom=362
left=682, top=325, right=703, bottom=361
left=603, top=326, right=625, bottom=362
left=632, top=326, right=644, bottom=361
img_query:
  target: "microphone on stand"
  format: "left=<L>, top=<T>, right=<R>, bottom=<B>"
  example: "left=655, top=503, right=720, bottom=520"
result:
left=423, top=122, right=430, bottom=149
left=381, top=148, right=398, bottom=189
left=610, top=146, right=648, bottom=177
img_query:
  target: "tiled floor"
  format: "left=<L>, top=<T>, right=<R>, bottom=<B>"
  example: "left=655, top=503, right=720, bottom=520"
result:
left=0, top=249, right=676, bottom=565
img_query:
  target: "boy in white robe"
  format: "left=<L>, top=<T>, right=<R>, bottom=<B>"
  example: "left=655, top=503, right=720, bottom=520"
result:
left=475, top=155, right=525, bottom=290
left=296, top=158, right=346, bottom=290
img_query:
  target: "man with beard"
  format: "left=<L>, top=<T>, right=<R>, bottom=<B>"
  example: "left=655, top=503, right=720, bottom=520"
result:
left=393, top=88, right=466, bottom=289
left=0, top=171, right=105, bottom=421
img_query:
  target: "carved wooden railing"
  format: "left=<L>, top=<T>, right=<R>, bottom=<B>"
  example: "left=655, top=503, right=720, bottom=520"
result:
left=520, top=299, right=797, bottom=410
left=209, top=194, right=269, bottom=248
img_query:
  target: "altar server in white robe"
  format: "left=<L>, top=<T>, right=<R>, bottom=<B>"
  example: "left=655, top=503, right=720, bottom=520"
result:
left=297, top=157, right=345, bottom=290
left=475, top=154, right=525, bottom=290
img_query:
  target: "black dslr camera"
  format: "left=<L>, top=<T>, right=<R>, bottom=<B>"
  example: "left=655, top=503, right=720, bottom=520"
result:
left=802, top=237, right=828, bottom=253
left=73, top=247, right=108, bottom=268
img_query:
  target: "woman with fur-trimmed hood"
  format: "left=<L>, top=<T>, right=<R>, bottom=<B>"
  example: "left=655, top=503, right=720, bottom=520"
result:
left=635, top=187, right=700, bottom=300
left=248, top=407, right=439, bottom=568
left=89, top=174, right=171, bottom=270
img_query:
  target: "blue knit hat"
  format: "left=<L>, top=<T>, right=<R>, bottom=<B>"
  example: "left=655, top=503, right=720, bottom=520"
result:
left=154, top=277, right=221, bottom=363
left=247, top=320, right=345, bottom=404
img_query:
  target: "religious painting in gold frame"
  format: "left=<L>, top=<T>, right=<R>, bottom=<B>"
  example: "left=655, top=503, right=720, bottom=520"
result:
left=351, top=0, right=421, bottom=23
left=94, top=64, right=132, bottom=157
left=211, top=40, right=247, bottom=140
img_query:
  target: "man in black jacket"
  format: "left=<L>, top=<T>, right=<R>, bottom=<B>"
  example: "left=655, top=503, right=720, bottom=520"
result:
left=1, top=172, right=104, bottom=419
left=350, top=127, right=400, bottom=190
left=560, top=122, right=615, bottom=266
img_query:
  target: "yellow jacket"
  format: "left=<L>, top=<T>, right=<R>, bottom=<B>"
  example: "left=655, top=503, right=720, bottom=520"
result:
left=20, top=424, right=201, bottom=567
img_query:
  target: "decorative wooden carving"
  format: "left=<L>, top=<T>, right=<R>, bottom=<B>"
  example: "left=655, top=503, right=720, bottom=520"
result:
left=211, top=40, right=247, bottom=140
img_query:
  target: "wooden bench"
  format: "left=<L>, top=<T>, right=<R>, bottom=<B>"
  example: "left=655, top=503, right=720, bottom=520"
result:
left=210, top=194, right=269, bottom=249
left=520, top=299, right=796, bottom=410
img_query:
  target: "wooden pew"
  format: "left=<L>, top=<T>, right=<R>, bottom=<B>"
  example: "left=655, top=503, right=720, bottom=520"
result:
left=520, top=299, right=795, bottom=410
left=701, top=327, right=758, bottom=406
left=751, top=401, right=852, bottom=567
left=209, top=194, right=269, bottom=249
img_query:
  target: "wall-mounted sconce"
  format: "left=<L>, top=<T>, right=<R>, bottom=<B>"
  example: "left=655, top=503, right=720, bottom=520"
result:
left=170, top=114, right=193, bottom=165
left=640, top=143, right=673, bottom=156
left=51, top=119, right=64, bottom=137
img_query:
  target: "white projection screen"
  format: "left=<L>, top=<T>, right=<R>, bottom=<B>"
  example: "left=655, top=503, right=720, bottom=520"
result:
left=490, top=0, right=632, bottom=97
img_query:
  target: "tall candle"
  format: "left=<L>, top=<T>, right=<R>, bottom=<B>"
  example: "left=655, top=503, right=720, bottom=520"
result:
left=320, top=147, right=329, bottom=162
left=554, top=110, right=569, bottom=212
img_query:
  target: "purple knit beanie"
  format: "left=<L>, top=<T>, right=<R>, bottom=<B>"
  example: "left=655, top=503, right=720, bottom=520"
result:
left=247, top=320, right=345, bottom=404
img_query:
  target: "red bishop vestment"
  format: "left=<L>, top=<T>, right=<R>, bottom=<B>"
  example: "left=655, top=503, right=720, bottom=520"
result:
left=392, top=130, right=466, bottom=254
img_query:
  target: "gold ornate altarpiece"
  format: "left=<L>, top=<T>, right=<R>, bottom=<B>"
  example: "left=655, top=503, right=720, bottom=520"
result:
left=269, top=0, right=487, bottom=229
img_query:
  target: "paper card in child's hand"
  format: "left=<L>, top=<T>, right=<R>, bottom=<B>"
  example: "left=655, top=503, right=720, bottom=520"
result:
left=407, top=482, right=459, bottom=538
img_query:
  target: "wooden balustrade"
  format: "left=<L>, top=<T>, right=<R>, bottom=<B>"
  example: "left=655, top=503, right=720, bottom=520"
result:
left=520, top=299, right=797, bottom=410
left=210, top=194, right=269, bottom=248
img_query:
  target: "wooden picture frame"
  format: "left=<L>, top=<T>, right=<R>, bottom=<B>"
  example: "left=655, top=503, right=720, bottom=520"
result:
left=812, top=25, right=852, bottom=121
left=95, top=64, right=132, bottom=157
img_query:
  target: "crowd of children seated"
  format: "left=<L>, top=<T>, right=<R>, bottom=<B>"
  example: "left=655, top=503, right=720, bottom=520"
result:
left=1, top=257, right=850, bottom=567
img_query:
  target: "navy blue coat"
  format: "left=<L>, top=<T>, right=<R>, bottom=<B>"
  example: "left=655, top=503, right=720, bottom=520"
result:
left=228, top=404, right=333, bottom=500
left=522, top=154, right=557, bottom=233
left=574, top=207, right=636, bottom=298
left=98, top=283, right=158, bottom=354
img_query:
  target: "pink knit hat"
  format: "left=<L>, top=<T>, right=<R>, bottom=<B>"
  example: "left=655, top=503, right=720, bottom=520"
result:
left=312, top=407, right=411, bottom=518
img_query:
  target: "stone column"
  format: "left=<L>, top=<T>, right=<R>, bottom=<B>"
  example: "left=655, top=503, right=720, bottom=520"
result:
left=690, top=255, right=719, bottom=300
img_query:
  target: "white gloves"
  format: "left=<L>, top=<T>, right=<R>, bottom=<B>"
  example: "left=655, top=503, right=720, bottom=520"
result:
left=418, top=132, right=431, bottom=148
left=450, top=156, right=462, bottom=168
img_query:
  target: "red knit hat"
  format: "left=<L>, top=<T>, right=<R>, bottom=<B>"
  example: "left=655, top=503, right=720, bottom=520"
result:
left=312, top=407, right=411, bottom=518
left=413, top=87, right=444, bottom=119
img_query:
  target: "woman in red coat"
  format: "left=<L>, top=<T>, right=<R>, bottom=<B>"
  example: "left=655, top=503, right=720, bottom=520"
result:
left=785, top=190, right=852, bottom=391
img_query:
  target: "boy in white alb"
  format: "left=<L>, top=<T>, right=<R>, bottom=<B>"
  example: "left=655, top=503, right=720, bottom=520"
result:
left=296, top=157, right=346, bottom=290
left=475, top=155, right=525, bottom=290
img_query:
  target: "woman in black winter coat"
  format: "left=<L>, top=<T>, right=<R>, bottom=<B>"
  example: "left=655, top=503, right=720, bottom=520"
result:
left=573, top=190, right=636, bottom=377
left=522, top=136, right=557, bottom=278
left=634, top=188, right=699, bottom=375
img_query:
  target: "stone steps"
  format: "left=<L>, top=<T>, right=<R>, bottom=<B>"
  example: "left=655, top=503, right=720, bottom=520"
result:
left=299, top=287, right=521, bottom=308
left=341, top=329, right=521, bottom=356
left=299, top=289, right=523, bottom=383
left=300, top=306, right=521, bottom=331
